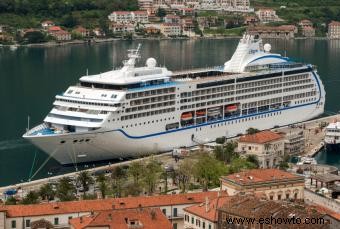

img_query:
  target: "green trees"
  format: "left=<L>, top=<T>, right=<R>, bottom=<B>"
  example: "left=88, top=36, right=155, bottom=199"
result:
left=214, top=142, right=238, bottom=163
left=194, top=154, right=227, bottom=191
left=23, top=31, right=47, bottom=43
left=111, top=166, right=126, bottom=197
left=77, top=171, right=94, bottom=195
left=39, top=183, right=55, bottom=201
left=177, top=158, right=194, bottom=193
left=21, top=191, right=39, bottom=205
left=56, top=177, right=76, bottom=201
left=245, top=155, right=260, bottom=168
left=156, top=7, right=166, bottom=18
left=143, top=158, right=162, bottom=194
left=246, top=128, right=260, bottom=135
left=227, top=157, right=257, bottom=174
left=5, top=196, right=17, bottom=205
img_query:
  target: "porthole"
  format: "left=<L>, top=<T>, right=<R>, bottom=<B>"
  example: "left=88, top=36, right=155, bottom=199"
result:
left=79, top=139, right=84, bottom=143
left=85, top=139, right=90, bottom=142
left=60, top=140, right=66, bottom=144
left=73, top=140, right=78, bottom=143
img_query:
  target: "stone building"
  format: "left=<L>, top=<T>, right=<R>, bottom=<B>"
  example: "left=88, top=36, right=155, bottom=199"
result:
left=255, top=8, right=283, bottom=23
left=220, top=168, right=305, bottom=200
left=298, top=19, right=315, bottom=37
left=237, top=130, right=285, bottom=168
left=248, top=25, right=297, bottom=39
left=283, top=130, right=305, bottom=155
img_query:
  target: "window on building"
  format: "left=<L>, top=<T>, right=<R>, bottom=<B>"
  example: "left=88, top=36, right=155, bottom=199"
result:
left=173, top=223, right=177, bottom=229
left=162, top=209, right=166, bottom=215
left=173, top=208, right=178, bottom=217
left=209, top=224, right=212, bottom=229
left=278, top=194, right=281, bottom=200
left=203, top=222, right=205, bottom=229
left=11, top=220, right=16, bottom=228
left=25, top=219, right=30, bottom=228
left=54, top=217, right=59, bottom=225
left=192, top=217, right=194, bottom=224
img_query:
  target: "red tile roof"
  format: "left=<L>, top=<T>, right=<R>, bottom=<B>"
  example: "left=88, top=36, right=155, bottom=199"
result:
left=239, top=130, right=283, bottom=144
left=70, top=208, right=172, bottom=229
left=221, top=169, right=302, bottom=185
left=0, top=192, right=220, bottom=218
left=329, top=21, right=340, bottom=26
left=310, top=204, right=340, bottom=220
left=184, top=195, right=229, bottom=222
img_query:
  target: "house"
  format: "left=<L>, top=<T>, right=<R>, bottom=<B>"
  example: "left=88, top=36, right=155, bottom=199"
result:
left=180, top=8, right=194, bottom=16
left=248, top=25, right=297, bottom=39
left=145, top=26, right=160, bottom=34
left=109, top=23, right=135, bottom=33
left=52, top=30, right=72, bottom=41
left=41, top=20, right=55, bottom=29
left=298, top=19, right=315, bottom=37
left=183, top=195, right=229, bottom=229
left=108, top=11, right=149, bottom=24
left=92, top=28, right=105, bottom=37
left=255, top=8, right=283, bottom=23
left=138, top=0, right=155, bottom=15
left=217, top=195, right=330, bottom=229
left=160, top=23, right=182, bottom=36
left=244, top=15, right=259, bottom=25
left=328, top=21, right=340, bottom=39
left=164, top=14, right=181, bottom=24
left=48, top=26, right=71, bottom=41
left=73, top=26, right=90, bottom=37
left=0, top=191, right=220, bottom=229
left=237, top=130, right=285, bottom=168
left=220, top=168, right=305, bottom=200
left=69, top=208, right=172, bottom=229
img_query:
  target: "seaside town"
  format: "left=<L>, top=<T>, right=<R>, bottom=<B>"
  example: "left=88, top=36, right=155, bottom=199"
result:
left=1, top=0, right=340, bottom=46
left=2, top=1, right=340, bottom=229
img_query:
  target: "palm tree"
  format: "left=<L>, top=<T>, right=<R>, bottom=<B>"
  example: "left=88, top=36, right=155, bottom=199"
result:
left=128, top=161, right=144, bottom=185
left=39, top=183, right=55, bottom=201
left=96, top=174, right=108, bottom=199
left=21, top=191, right=39, bottom=205
left=77, top=171, right=94, bottom=195
left=56, top=177, right=76, bottom=201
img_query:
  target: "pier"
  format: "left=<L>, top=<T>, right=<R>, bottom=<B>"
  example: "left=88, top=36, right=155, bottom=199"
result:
left=1, top=114, right=339, bottom=199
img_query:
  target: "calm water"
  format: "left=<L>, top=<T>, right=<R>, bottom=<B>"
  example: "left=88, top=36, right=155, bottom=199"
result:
left=1, top=39, right=340, bottom=186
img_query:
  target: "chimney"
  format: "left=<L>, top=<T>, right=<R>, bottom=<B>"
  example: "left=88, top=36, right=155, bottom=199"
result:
left=205, top=196, right=210, bottom=213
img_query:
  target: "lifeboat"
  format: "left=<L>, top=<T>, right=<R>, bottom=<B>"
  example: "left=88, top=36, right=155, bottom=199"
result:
left=196, top=110, right=206, bottom=117
left=181, top=112, right=193, bottom=121
left=225, top=104, right=238, bottom=112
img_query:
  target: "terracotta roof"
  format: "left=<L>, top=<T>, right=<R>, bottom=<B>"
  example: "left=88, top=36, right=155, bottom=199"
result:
left=70, top=208, right=172, bottom=229
left=310, top=204, right=340, bottom=221
left=54, top=30, right=70, bottom=35
left=48, top=26, right=62, bottom=32
left=0, top=192, right=219, bottom=218
left=133, top=11, right=148, bottom=14
left=239, top=130, right=283, bottom=144
left=221, top=169, right=302, bottom=185
left=112, top=11, right=131, bottom=15
left=329, top=21, right=340, bottom=26
left=74, top=26, right=87, bottom=32
left=184, top=195, right=229, bottom=222
left=42, top=20, right=54, bottom=24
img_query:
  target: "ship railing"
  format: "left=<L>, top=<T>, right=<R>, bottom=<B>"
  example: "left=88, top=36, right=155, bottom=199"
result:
left=25, top=123, right=50, bottom=136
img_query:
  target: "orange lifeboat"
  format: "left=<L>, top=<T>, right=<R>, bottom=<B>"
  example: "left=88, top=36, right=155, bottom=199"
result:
left=196, top=110, right=206, bottom=117
left=181, top=112, right=193, bottom=121
left=225, top=104, right=238, bottom=112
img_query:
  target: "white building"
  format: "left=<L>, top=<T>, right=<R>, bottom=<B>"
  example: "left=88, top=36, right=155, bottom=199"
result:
left=161, top=23, right=182, bottom=36
left=198, top=0, right=253, bottom=12
left=109, top=23, right=135, bottom=33
left=256, top=8, right=283, bottom=23
left=328, top=21, right=340, bottom=39
left=108, top=11, right=149, bottom=24
left=237, top=130, right=285, bottom=168
left=183, top=195, right=229, bottom=229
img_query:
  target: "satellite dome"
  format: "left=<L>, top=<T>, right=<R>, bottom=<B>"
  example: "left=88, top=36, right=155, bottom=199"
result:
left=146, top=58, right=157, bottom=68
left=264, top=43, right=272, bottom=53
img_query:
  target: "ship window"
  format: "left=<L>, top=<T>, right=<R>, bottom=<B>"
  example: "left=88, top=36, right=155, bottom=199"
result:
left=67, top=90, right=73, bottom=94
left=73, top=140, right=78, bottom=143
left=111, top=94, right=117, bottom=98
left=60, top=140, right=66, bottom=144
left=75, top=91, right=80, bottom=94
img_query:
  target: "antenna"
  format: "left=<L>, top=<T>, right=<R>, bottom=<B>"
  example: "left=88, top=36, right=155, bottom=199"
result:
left=26, top=115, right=30, bottom=132
left=86, top=68, right=88, bottom=76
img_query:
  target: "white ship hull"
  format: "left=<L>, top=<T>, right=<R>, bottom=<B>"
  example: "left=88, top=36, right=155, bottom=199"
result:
left=25, top=103, right=324, bottom=164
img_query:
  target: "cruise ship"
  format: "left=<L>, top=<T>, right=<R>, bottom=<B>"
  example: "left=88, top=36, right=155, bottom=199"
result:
left=324, top=121, right=340, bottom=149
left=23, top=35, right=325, bottom=164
